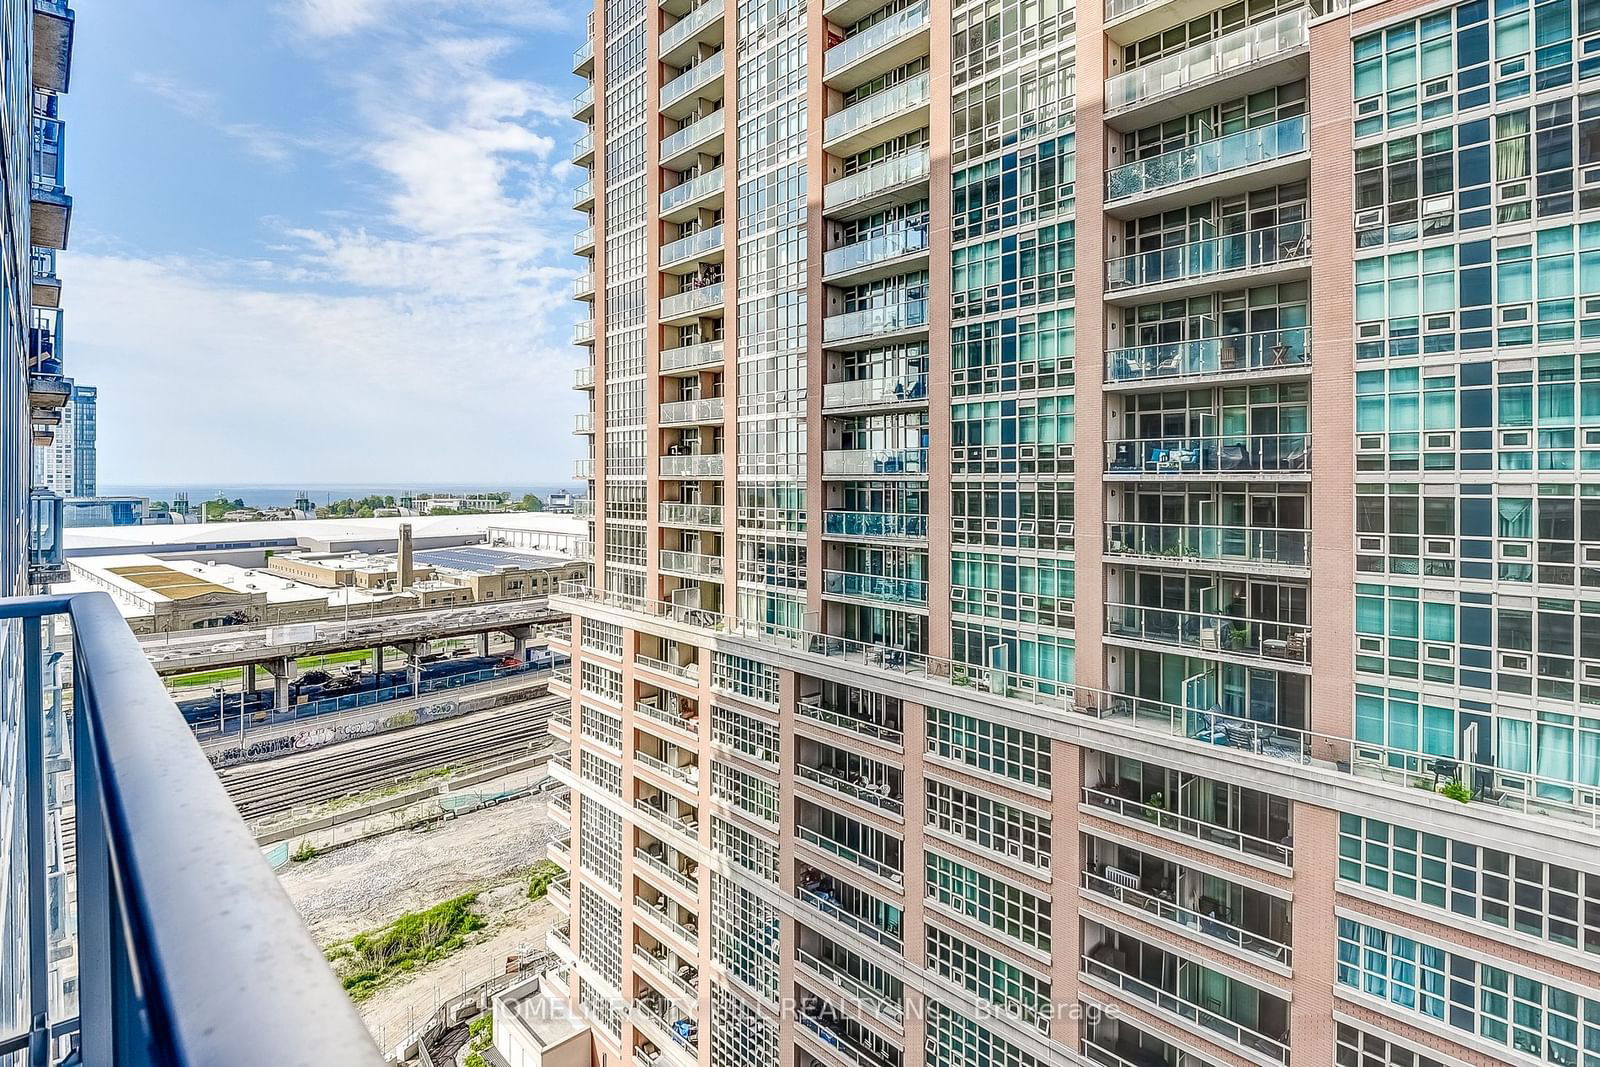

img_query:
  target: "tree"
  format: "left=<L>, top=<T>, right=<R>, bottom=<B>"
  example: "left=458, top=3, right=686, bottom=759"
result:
left=520, top=494, right=544, bottom=512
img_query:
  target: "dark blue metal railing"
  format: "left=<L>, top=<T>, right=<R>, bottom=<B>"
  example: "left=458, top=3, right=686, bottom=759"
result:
left=0, top=593, right=383, bottom=1065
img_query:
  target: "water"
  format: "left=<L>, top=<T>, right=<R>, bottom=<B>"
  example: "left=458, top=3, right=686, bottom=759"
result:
left=104, top=483, right=584, bottom=510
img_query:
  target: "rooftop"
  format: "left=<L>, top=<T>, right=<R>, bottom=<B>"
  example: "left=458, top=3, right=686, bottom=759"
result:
left=64, top=553, right=414, bottom=614
left=63, top=511, right=585, bottom=555
left=410, top=545, right=576, bottom=575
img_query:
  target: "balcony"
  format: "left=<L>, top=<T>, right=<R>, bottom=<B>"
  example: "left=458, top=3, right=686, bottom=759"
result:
left=1080, top=866, right=1291, bottom=968
left=660, top=452, right=724, bottom=478
left=33, top=0, right=74, bottom=94
left=661, top=0, right=725, bottom=65
left=822, top=371, right=926, bottom=412
left=31, top=247, right=59, bottom=308
left=824, top=72, right=930, bottom=156
left=822, top=570, right=927, bottom=609
left=795, top=878, right=904, bottom=950
left=660, top=109, right=725, bottom=169
left=821, top=448, right=926, bottom=477
left=1106, top=326, right=1308, bottom=388
left=574, top=225, right=595, bottom=254
left=823, top=0, right=931, bottom=89
left=31, top=109, right=70, bottom=250
left=660, top=223, right=725, bottom=272
left=823, top=297, right=928, bottom=348
left=28, top=371, right=70, bottom=412
left=821, top=511, right=926, bottom=543
left=547, top=873, right=571, bottom=912
left=633, top=944, right=698, bottom=1000
left=634, top=893, right=701, bottom=949
left=1106, top=9, right=1310, bottom=126
left=2, top=592, right=384, bottom=1062
left=795, top=821, right=903, bottom=885
left=795, top=947, right=904, bottom=1027
left=797, top=695, right=904, bottom=747
left=796, top=1010, right=900, bottom=1067
left=659, top=502, right=723, bottom=528
left=823, top=219, right=929, bottom=285
left=660, top=167, right=724, bottom=220
left=29, top=488, right=66, bottom=584
left=574, top=271, right=595, bottom=299
left=1105, top=602, right=1310, bottom=667
left=573, top=319, right=595, bottom=345
left=1105, top=521, right=1309, bottom=573
left=659, top=549, right=724, bottom=579
left=634, top=795, right=701, bottom=844
left=573, top=129, right=595, bottom=165
left=796, top=750, right=903, bottom=816
left=575, top=364, right=595, bottom=389
left=573, top=36, right=595, bottom=75
left=823, top=148, right=929, bottom=218
left=574, top=178, right=595, bottom=211
left=1106, top=432, right=1310, bottom=478
left=634, top=844, right=699, bottom=895
left=636, top=691, right=701, bottom=735
left=574, top=458, right=595, bottom=479
left=574, top=412, right=594, bottom=434
left=1106, top=223, right=1309, bottom=302
left=572, top=83, right=595, bottom=121
left=660, top=396, right=724, bottom=425
left=659, top=281, right=725, bottom=323
left=660, top=338, right=724, bottom=373
left=1105, top=116, right=1309, bottom=213
left=632, top=992, right=699, bottom=1064
left=661, top=53, right=725, bottom=117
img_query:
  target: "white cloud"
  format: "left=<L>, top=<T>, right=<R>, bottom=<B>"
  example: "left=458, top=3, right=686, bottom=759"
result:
left=133, top=73, right=306, bottom=164
left=286, top=0, right=570, bottom=38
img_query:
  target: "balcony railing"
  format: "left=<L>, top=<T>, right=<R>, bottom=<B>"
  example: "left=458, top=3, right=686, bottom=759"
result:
left=822, top=448, right=927, bottom=477
left=575, top=364, right=595, bottom=388
left=1106, top=9, right=1310, bottom=115
left=821, top=511, right=927, bottom=542
left=1106, top=116, right=1308, bottom=203
left=661, top=52, right=724, bottom=108
left=572, top=84, right=595, bottom=116
left=824, top=0, right=930, bottom=78
left=661, top=109, right=723, bottom=161
left=796, top=762, right=904, bottom=815
left=660, top=396, right=724, bottom=424
left=796, top=1014, right=897, bottom=1067
left=1105, top=602, right=1310, bottom=665
left=824, top=71, right=930, bottom=146
left=795, top=948, right=904, bottom=1023
left=574, top=458, right=595, bottom=479
left=661, top=224, right=724, bottom=269
left=1105, top=521, right=1309, bottom=569
left=635, top=845, right=699, bottom=893
left=573, top=131, right=594, bottom=162
left=0, top=593, right=384, bottom=1063
left=660, top=167, right=724, bottom=214
left=823, top=148, right=930, bottom=213
left=573, top=179, right=593, bottom=207
left=1106, top=432, right=1310, bottom=476
left=660, top=338, right=725, bottom=372
left=1080, top=954, right=1288, bottom=1063
left=823, top=297, right=928, bottom=343
left=633, top=945, right=698, bottom=999
left=797, top=699, right=904, bottom=746
left=636, top=750, right=699, bottom=787
left=574, top=37, right=595, bottom=70
left=28, top=489, right=65, bottom=583
left=660, top=549, right=724, bottom=578
left=573, top=319, right=595, bottom=344
left=574, top=226, right=595, bottom=252
left=636, top=694, right=700, bottom=734
left=660, top=453, right=724, bottom=478
left=574, top=412, right=594, bottom=434
left=796, top=826, right=903, bottom=883
left=636, top=654, right=700, bottom=682
left=822, top=570, right=927, bottom=607
left=573, top=272, right=595, bottom=297
left=822, top=372, right=927, bottom=410
left=1080, top=871, right=1291, bottom=967
left=1107, top=223, right=1309, bottom=292
left=660, top=502, right=723, bottom=528
left=660, top=281, right=725, bottom=320
left=634, top=797, right=700, bottom=840
left=661, top=0, right=723, bottom=54
left=1106, top=326, right=1308, bottom=385
left=824, top=220, right=929, bottom=278
left=795, top=884, right=903, bottom=950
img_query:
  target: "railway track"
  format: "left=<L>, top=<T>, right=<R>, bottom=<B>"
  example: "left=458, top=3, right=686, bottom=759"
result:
left=218, top=697, right=561, bottom=821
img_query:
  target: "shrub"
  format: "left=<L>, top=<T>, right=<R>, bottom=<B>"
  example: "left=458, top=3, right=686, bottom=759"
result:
left=527, top=859, right=562, bottom=901
left=335, top=893, right=485, bottom=1001
left=1439, top=780, right=1472, bottom=803
left=291, top=840, right=317, bottom=862
left=469, top=1014, right=493, bottom=1052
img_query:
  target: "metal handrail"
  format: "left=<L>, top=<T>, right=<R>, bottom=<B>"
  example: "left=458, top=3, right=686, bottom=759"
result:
left=0, top=592, right=383, bottom=1064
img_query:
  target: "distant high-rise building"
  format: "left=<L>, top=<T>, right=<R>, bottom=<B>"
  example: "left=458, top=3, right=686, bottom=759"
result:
left=70, top=382, right=94, bottom=496
left=32, top=380, right=93, bottom=495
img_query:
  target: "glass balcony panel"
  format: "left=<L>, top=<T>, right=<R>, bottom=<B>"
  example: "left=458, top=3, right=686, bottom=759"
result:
left=822, top=370, right=926, bottom=409
left=823, top=297, right=928, bottom=343
left=822, top=569, right=928, bottom=607
left=661, top=0, right=723, bottom=53
left=659, top=549, right=724, bottom=578
left=659, top=167, right=724, bottom=214
left=821, top=511, right=927, bottom=541
left=1104, top=602, right=1310, bottom=664
left=1106, top=116, right=1308, bottom=202
left=823, top=71, right=930, bottom=144
left=1105, top=521, right=1309, bottom=568
left=823, top=219, right=929, bottom=277
left=660, top=110, right=723, bottom=161
left=1106, top=326, right=1308, bottom=384
left=1105, top=9, right=1310, bottom=114
left=660, top=453, right=725, bottom=478
left=660, top=339, right=724, bottom=372
left=574, top=226, right=595, bottom=251
left=821, top=448, right=927, bottom=476
left=823, top=0, right=930, bottom=77
left=660, top=502, right=724, bottom=527
left=823, top=148, right=929, bottom=212
left=1106, top=222, right=1308, bottom=291
left=661, top=52, right=724, bottom=108
left=659, top=281, right=724, bottom=319
left=1105, top=432, right=1310, bottom=475
left=660, top=224, right=724, bottom=268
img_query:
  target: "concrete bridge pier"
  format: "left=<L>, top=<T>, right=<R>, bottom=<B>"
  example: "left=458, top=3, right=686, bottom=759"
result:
left=406, top=641, right=421, bottom=698
left=507, top=625, right=535, bottom=660
left=477, top=632, right=490, bottom=657
left=264, top=657, right=294, bottom=715
left=244, top=663, right=257, bottom=693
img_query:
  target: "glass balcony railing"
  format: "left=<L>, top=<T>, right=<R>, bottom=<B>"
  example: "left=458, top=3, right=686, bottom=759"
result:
left=660, top=110, right=723, bottom=161
left=574, top=37, right=594, bottom=69
left=660, top=224, right=724, bottom=268
left=823, top=148, right=929, bottom=213
left=573, top=272, right=595, bottom=297
left=572, top=84, right=595, bottom=115
left=822, top=448, right=927, bottom=476
left=822, top=511, right=928, bottom=541
left=823, top=220, right=928, bottom=277
left=660, top=338, right=725, bottom=372
left=4, top=593, right=385, bottom=1062
left=573, top=130, right=594, bottom=161
left=661, top=0, right=723, bottom=53
left=660, top=453, right=725, bottom=478
left=1080, top=870, right=1293, bottom=967
left=574, top=226, right=595, bottom=251
left=661, top=52, right=724, bottom=108
left=1080, top=952, right=1288, bottom=1063
left=822, top=569, right=928, bottom=607
left=1106, top=432, right=1310, bottom=476
left=575, top=458, right=595, bottom=478
left=1107, top=223, right=1308, bottom=292
left=659, top=167, right=724, bottom=214
left=660, top=396, right=724, bottom=424
left=573, top=179, right=593, bottom=207
left=1107, top=116, right=1308, bottom=203
left=822, top=371, right=927, bottom=410
left=660, top=502, right=724, bottom=527
left=824, top=0, right=930, bottom=78
left=823, top=297, right=928, bottom=343
left=574, top=364, right=595, bottom=388
left=1105, top=521, right=1310, bottom=568
left=660, top=550, right=723, bottom=579
left=574, top=412, right=594, bottom=433
left=1106, top=9, right=1310, bottom=114
left=823, top=71, right=930, bottom=145
left=573, top=319, right=595, bottom=344
left=1105, top=602, right=1310, bottom=664
left=660, top=281, right=725, bottom=320
left=1106, top=326, right=1308, bottom=385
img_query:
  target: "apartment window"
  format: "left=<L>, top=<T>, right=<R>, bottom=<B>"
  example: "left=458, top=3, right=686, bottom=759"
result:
left=580, top=750, right=622, bottom=796
left=926, top=706, right=1053, bottom=789
left=1335, top=1023, right=1450, bottom=1067
left=580, top=661, right=623, bottom=704
left=951, top=134, right=1076, bottom=245
left=711, top=814, right=779, bottom=883
left=579, top=976, right=622, bottom=1040
left=710, top=984, right=778, bottom=1067
left=579, top=796, right=622, bottom=890
left=711, top=704, right=780, bottom=765
left=711, top=760, right=779, bottom=825
left=926, top=924, right=1051, bottom=1031
left=711, top=873, right=781, bottom=1001
left=925, top=1000, right=1049, bottom=1067
left=1337, top=917, right=1600, bottom=1064
left=711, top=652, right=780, bottom=706
left=950, top=550, right=1075, bottom=629
left=926, top=778, right=1051, bottom=870
left=1339, top=814, right=1600, bottom=953
left=580, top=704, right=622, bottom=750
left=580, top=619, right=623, bottom=657
left=578, top=883, right=623, bottom=986
left=926, top=851, right=1051, bottom=951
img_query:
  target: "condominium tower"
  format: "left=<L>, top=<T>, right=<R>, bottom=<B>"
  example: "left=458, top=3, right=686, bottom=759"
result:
left=551, top=0, right=1600, bottom=1065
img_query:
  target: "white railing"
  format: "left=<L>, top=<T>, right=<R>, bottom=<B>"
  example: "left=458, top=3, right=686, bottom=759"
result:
left=823, top=148, right=930, bottom=212
left=574, top=226, right=594, bottom=251
left=660, top=453, right=724, bottom=478
left=824, top=71, right=930, bottom=145
left=795, top=947, right=904, bottom=1022
left=1105, top=326, right=1309, bottom=384
left=1107, top=9, right=1309, bottom=114
left=660, top=338, right=724, bottom=371
left=659, top=396, right=724, bottom=424
left=636, top=654, right=700, bottom=682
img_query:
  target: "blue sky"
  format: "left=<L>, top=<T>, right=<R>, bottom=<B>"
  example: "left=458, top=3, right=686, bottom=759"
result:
left=67, top=0, right=587, bottom=483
